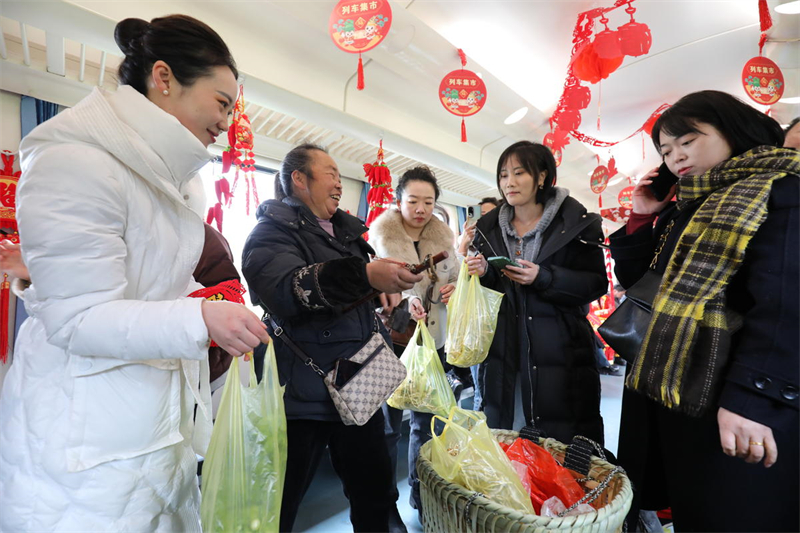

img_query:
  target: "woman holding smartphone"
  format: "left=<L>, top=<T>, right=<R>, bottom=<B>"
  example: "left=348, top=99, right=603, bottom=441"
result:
left=609, top=90, right=798, bottom=532
left=465, top=141, right=607, bottom=444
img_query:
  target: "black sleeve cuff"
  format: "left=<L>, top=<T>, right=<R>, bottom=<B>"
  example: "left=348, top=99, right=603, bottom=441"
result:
left=719, top=361, right=799, bottom=430
left=292, top=256, right=373, bottom=312
left=532, top=265, right=553, bottom=291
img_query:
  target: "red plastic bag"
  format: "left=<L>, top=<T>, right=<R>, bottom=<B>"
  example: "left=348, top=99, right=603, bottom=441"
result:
left=504, top=438, right=585, bottom=514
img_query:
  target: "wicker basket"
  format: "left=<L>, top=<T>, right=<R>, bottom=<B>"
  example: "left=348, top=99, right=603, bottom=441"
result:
left=417, top=429, right=632, bottom=533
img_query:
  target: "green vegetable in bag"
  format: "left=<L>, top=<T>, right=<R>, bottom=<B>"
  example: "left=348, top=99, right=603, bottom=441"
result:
left=200, top=343, right=287, bottom=533
left=446, top=261, right=504, bottom=367
left=387, top=320, right=457, bottom=417
left=428, top=407, right=535, bottom=515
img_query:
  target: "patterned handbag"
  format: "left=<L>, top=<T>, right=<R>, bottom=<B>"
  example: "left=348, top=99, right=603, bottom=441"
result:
left=267, top=315, right=407, bottom=426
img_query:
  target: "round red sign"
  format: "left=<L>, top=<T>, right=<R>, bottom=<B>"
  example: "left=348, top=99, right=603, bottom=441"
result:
left=590, top=165, right=609, bottom=194
left=329, top=0, right=392, bottom=54
left=741, top=56, right=784, bottom=106
left=618, top=186, right=635, bottom=208
left=438, top=70, right=488, bottom=117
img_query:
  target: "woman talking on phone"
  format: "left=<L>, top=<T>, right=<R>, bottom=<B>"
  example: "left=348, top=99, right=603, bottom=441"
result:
left=465, top=141, right=607, bottom=444
left=609, top=90, right=798, bottom=532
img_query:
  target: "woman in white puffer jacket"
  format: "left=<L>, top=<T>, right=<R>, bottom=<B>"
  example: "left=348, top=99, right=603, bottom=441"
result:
left=0, top=15, right=269, bottom=532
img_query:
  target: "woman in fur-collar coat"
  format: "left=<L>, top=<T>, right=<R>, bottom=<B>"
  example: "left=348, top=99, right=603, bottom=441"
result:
left=369, top=166, right=459, bottom=517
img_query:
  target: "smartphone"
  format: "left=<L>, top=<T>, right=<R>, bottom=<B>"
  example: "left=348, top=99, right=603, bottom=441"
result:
left=334, top=358, right=362, bottom=389
left=648, top=163, right=679, bottom=202
left=487, top=256, right=522, bottom=270
left=467, top=206, right=475, bottom=219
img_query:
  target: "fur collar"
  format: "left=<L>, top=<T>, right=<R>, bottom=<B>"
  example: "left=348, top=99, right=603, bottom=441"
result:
left=369, top=208, right=455, bottom=265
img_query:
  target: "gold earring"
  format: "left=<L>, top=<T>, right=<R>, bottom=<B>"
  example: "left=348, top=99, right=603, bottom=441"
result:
left=162, top=89, right=169, bottom=96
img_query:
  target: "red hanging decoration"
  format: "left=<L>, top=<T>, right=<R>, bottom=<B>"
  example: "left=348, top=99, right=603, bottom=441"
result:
left=758, top=0, right=772, bottom=55
left=618, top=2, right=652, bottom=57
left=594, top=14, right=622, bottom=59
left=439, top=51, right=488, bottom=143
left=222, top=86, right=259, bottom=217
left=742, top=57, right=784, bottom=105
left=188, top=279, right=247, bottom=348
left=618, top=186, right=635, bottom=208
left=329, top=0, right=393, bottom=91
left=590, top=164, right=610, bottom=194
left=563, top=83, right=592, bottom=110
left=600, top=206, right=632, bottom=224
left=0, top=151, right=21, bottom=364
left=363, top=140, right=394, bottom=240
left=571, top=41, right=624, bottom=84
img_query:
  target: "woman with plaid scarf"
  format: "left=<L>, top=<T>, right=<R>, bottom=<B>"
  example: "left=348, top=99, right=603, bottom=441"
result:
left=609, top=90, right=798, bottom=532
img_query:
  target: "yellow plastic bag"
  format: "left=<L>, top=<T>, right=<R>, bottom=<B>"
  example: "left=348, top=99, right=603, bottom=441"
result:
left=446, top=260, right=504, bottom=367
left=387, top=320, right=457, bottom=417
left=200, top=343, right=287, bottom=533
left=429, top=407, right=535, bottom=514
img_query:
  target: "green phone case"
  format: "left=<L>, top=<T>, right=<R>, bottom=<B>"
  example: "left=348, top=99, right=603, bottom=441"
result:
left=487, top=256, right=521, bottom=269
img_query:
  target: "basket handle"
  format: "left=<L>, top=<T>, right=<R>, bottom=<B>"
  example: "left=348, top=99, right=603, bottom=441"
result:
left=557, top=465, right=626, bottom=518
left=564, top=435, right=606, bottom=476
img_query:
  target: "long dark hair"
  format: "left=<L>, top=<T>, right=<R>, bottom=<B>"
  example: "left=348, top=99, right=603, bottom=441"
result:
left=395, top=166, right=441, bottom=201
left=274, top=143, right=327, bottom=201
left=114, top=15, right=238, bottom=95
left=496, top=141, right=556, bottom=206
left=652, top=90, right=784, bottom=157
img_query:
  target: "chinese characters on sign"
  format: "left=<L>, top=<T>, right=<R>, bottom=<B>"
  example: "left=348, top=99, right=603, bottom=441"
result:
left=741, top=56, right=784, bottom=106
left=438, top=69, right=488, bottom=117
left=330, top=0, right=392, bottom=53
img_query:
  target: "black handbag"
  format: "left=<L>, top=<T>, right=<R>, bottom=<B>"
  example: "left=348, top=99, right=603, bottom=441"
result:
left=598, top=220, right=674, bottom=364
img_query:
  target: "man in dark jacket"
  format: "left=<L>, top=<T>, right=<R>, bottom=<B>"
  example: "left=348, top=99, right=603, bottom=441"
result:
left=242, top=144, right=421, bottom=533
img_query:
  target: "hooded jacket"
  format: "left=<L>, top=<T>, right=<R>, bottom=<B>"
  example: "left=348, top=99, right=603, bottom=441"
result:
left=474, top=194, right=608, bottom=443
left=242, top=198, right=389, bottom=421
left=368, top=208, right=458, bottom=348
left=0, top=86, right=212, bottom=532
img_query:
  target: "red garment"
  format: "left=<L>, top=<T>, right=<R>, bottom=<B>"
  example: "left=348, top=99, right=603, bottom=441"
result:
left=626, top=211, right=657, bottom=235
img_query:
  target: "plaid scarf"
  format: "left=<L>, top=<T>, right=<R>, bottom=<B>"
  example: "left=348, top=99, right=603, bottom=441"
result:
left=628, top=146, right=800, bottom=415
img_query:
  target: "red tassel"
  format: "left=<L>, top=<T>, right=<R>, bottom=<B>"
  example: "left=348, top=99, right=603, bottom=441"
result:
left=758, top=0, right=772, bottom=32
left=357, top=54, right=365, bottom=91
left=458, top=48, right=467, bottom=67
left=461, top=118, right=467, bottom=142
left=1, top=274, right=9, bottom=364
left=758, top=33, right=768, bottom=55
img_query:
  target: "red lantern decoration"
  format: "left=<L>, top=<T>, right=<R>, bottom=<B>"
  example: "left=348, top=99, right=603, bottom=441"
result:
left=221, top=86, right=259, bottom=217
left=329, top=0, right=392, bottom=90
left=0, top=151, right=20, bottom=364
left=741, top=56, right=784, bottom=106
left=571, top=41, right=624, bottom=84
left=590, top=165, right=610, bottom=194
left=543, top=132, right=565, bottom=167
left=362, top=141, right=394, bottom=240
left=439, top=56, right=487, bottom=142
left=563, top=83, right=592, bottom=110
left=594, top=14, right=622, bottom=59
left=618, top=3, right=652, bottom=57
left=618, top=186, right=635, bottom=208
left=554, top=108, right=582, bottom=132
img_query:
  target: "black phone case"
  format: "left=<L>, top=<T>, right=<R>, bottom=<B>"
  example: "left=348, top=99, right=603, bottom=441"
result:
left=649, top=163, right=679, bottom=201
left=334, top=358, right=363, bottom=388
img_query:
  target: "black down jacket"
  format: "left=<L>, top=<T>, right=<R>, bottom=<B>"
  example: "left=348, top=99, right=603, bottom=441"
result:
left=242, top=198, right=389, bottom=421
left=474, top=197, right=608, bottom=444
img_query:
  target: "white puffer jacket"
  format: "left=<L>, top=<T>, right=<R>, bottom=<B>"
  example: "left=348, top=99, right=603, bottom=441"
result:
left=0, top=86, right=213, bottom=532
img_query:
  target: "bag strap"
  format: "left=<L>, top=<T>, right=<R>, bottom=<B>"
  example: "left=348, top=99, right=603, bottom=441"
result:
left=264, top=313, right=326, bottom=378
left=649, top=219, right=675, bottom=270
left=564, top=435, right=606, bottom=476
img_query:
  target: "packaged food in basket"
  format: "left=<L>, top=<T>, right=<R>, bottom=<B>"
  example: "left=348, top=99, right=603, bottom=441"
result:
left=387, top=321, right=457, bottom=416
left=445, top=261, right=504, bottom=367
left=501, top=438, right=585, bottom=514
left=429, top=409, right=534, bottom=514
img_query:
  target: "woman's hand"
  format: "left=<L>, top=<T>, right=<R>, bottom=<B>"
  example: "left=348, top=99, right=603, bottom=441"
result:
left=409, top=297, right=427, bottom=321
left=0, top=241, right=30, bottom=281
left=440, top=283, right=456, bottom=305
left=503, top=260, right=540, bottom=285
left=201, top=300, right=271, bottom=358
left=457, top=222, right=477, bottom=256
left=718, top=407, right=778, bottom=467
left=367, top=260, right=424, bottom=293
left=632, top=167, right=675, bottom=215
left=465, top=254, right=487, bottom=276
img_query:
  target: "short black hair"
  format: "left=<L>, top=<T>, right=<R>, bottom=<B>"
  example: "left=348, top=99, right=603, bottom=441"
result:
left=652, top=90, right=784, bottom=158
left=395, top=166, right=440, bottom=201
left=275, top=143, right=328, bottom=201
left=115, top=15, right=238, bottom=96
left=496, top=141, right=556, bottom=206
left=479, top=197, right=500, bottom=207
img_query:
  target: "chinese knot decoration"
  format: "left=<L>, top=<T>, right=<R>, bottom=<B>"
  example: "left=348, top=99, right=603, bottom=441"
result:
left=362, top=140, right=394, bottom=241
left=544, top=0, right=659, bottom=165
left=439, top=49, right=487, bottom=142
left=220, top=86, right=258, bottom=219
left=329, top=0, right=393, bottom=90
left=0, top=150, right=21, bottom=363
left=740, top=1, right=784, bottom=106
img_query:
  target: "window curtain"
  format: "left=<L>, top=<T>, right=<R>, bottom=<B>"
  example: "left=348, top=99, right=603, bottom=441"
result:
left=15, top=96, right=60, bottom=335
left=357, top=181, right=369, bottom=222
left=457, top=206, right=467, bottom=234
